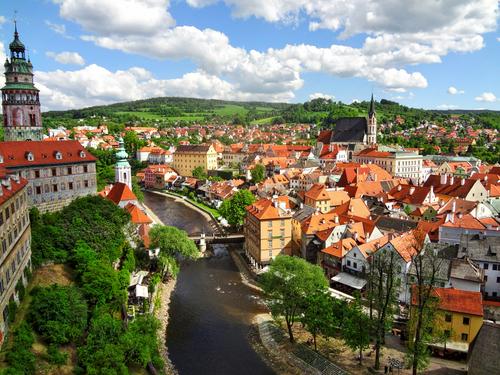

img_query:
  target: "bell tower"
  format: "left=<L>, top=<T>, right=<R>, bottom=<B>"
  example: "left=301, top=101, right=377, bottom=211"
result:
left=115, top=137, right=132, bottom=190
left=367, top=94, right=377, bottom=144
left=1, top=21, right=43, bottom=141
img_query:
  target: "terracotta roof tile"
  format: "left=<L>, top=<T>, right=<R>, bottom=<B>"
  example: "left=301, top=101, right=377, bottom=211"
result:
left=106, top=182, right=137, bottom=205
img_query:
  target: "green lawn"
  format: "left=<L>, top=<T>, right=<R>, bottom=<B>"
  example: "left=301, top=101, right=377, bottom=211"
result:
left=213, top=104, right=248, bottom=116
left=250, top=116, right=277, bottom=125
left=115, top=111, right=164, bottom=120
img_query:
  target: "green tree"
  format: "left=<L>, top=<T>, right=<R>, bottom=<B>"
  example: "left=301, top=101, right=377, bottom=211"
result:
left=123, top=130, right=146, bottom=156
left=121, top=315, right=163, bottom=369
left=368, top=248, right=400, bottom=370
left=219, top=189, right=256, bottom=227
left=29, top=285, right=88, bottom=345
left=250, top=164, right=266, bottom=184
left=261, top=255, right=328, bottom=342
left=78, top=310, right=128, bottom=375
left=342, top=297, right=372, bottom=365
left=406, top=247, right=446, bottom=375
left=149, top=225, right=199, bottom=278
left=192, top=166, right=207, bottom=180
left=4, top=322, right=36, bottom=375
left=80, top=260, right=125, bottom=308
left=301, top=290, right=333, bottom=351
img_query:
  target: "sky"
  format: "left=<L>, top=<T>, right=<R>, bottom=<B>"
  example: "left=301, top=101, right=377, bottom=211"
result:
left=0, top=0, right=499, bottom=111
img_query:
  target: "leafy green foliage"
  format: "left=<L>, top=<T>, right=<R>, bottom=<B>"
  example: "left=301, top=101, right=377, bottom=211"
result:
left=80, top=260, right=125, bottom=308
left=45, top=345, right=68, bottom=366
left=121, top=315, right=163, bottom=369
left=250, top=164, right=266, bottom=184
left=219, top=189, right=256, bottom=227
left=30, top=196, right=130, bottom=267
left=77, top=311, right=128, bottom=375
left=192, top=166, right=207, bottom=180
left=88, top=148, right=116, bottom=191
left=342, top=297, right=372, bottom=364
left=261, top=255, right=328, bottom=342
left=4, top=322, right=36, bottom=375
left=301, top=290, right=334, bottom=351
left=28, top=285, right=88, bottom=345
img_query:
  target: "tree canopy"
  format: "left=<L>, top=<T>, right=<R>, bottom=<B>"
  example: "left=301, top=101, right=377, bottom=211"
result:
left=219, top=189, right=256, bottom=227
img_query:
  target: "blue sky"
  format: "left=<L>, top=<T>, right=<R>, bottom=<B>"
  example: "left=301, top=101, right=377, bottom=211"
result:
left=0, top=0, right=499, bottom=110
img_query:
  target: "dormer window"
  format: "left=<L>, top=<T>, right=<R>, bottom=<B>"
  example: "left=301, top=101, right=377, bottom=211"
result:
left=54, top=151, right=62, bottom=160
left=79, top=151, right=86, bottom=158
left=25, top=152, right=34, bottom=162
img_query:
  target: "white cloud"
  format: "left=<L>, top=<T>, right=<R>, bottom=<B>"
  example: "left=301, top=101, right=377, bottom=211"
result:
left=46, top=51, right=85, bottom=65
left=45, top=20, right=73, bottom=39
left=35, top=64, right=294, bottom=110
left=43, top=0, right=498, bottom=105
left=309, top=92, right=334, bottom=100
left=447, top=86, right=464, bottom=95
left=0, top=16, right=6, bottom=26
left=436, top=104, right=458, bottom=110
left=475, top=92, right=497, bottom=102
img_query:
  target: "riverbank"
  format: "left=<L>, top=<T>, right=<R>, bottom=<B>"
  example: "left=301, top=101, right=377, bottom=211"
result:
left=154, top=278, right=178, bottom=375
left=145, top=189, right=219, bottom=223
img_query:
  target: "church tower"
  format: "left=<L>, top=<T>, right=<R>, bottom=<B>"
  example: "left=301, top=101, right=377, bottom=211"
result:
left=115, top=137, right=132, bottom=190
left=367, top=94, right=377, bottom=144
left=2, top=22, right=43, bottom=141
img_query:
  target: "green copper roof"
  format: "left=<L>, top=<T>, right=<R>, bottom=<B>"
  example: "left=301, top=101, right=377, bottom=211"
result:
left=9, top=23, right=25, bottom=51
left=115, top=137, right=130, bottom=165
left=1, top=83, right=38, bottom=91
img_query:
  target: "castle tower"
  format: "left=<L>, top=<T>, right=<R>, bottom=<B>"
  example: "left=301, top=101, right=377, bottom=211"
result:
left=1, top=22, right=43, bottom=141
left=115, top=137, right=132, bottom=190
left=367, top=94, right=377, bottom=144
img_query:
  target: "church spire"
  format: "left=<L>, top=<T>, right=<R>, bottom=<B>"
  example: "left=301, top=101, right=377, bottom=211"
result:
left=9, top=19, right=26, bottom=60
left=368, top=93, right=375, bottom=118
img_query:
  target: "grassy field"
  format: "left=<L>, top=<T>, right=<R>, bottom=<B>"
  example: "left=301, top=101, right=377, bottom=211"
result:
left=115, top=111, right=164, bottom=120
left=250, top=116, right=277, bottom=125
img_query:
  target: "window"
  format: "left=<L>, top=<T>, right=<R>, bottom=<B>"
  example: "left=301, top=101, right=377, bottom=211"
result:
left=484, top=263, right=489, bottom=270
left=463, top=317, right=470, bottom=325
left=2, top=240, right=6, bottom=254
left=52, top=168, right=57, bottom=176
left=269, top=249, right=273, bottom=258
left=445, top=314, right=452, bottom=322
left=353, top=262, right=357, bottom=269
left=485, top=275, right=488, bottom=282
left=68, top=182, right=73, bottom=190
left=268, top=240, right=272, bottom=248
left=461, top=333, right=468, bottom=341
left=84, top=180, right=89, bottom=188
left=53, top=184, right=58, bottom=192
left=268, top=221, right=272, bottom=228
left=83, top=165, right=88, bottom=173
left=444, top=330, right=450, bottom=338
left=497, top=277, right=500, bottom=283
left=0, top=211, right=3, bottom=226
left=347, top=260, right=351, bottom=266
left=493, top=264, right=498, bottom=271
left=493, top=292, right=498, bottom=297
left=35, top=186, right=41, bottom=195
left=34, top=170, right=40, bottom=178
left=67, top=167, right=72, bottom=175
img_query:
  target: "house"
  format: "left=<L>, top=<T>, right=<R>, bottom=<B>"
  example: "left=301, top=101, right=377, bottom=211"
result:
left=104, top=182, right=138, bottom=208
left=172, top=144, right=218, bottom=177
left=303, top=184, right=350, bottom=213
left=449, top=259, right=483, bottom=293
left=467, top=322, right=500, bottom=375
left=439, top=214, right=500, bottom=245
left=244, top=197, right=292, bottom=268
left=411, top=287, right=483, bottom=352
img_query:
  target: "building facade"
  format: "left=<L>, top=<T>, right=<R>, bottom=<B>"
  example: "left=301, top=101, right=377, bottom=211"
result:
left=244, top=198, right=292, bottom=268
left=353, top=149, right=423, bottom=183
left=0, top=141, right=97, bottom=213
left=1, top=24, right=43, bottom=142
left=172, top=144, right=217, bottom=177
left=0, top=172, right=31, bottom=346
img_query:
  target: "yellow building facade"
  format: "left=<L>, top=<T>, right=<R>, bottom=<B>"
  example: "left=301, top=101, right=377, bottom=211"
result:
left=172, top=144, right=218, bottom=177
left=244, top=198, right=292, bottom=268
left=0, top=174, right=32, bottom=346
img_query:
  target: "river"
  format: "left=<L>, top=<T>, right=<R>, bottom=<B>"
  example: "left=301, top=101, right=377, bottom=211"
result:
left=144, top=191, right=274, bottom=375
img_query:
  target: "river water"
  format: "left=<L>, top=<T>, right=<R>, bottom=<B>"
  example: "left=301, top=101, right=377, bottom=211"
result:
left=143, top=191, right=274, bottom=375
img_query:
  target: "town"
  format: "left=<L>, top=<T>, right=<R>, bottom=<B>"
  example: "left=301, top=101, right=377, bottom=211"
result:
left=0, top=9, right=500, bottom=375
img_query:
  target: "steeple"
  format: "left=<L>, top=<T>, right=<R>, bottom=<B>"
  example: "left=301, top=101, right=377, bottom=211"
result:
left=9, top=20, right=26, bottom=60
left=115, top=137, right=132, bottom=190
left=368, top=93, right=375, bottom=118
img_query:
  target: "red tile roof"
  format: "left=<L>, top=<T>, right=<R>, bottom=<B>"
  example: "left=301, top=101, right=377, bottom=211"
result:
left=0, top=140, right=96, bottom=167
left=0, top=173, right=28, bottom=206
left=412, top=287, right=483, bottom=316
left=124, top=203, right=153, bottom=225
left=106, top=182, right=137, bottom=205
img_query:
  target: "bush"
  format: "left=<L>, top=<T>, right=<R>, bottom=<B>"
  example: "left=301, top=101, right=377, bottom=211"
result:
left=28, top=285, right=88, bottom=345
left=8, top=300, right=17, bottom=324
left=4, top=322, right=36, bottom=375
left=15, top=279, right=26, bottom=301
left=45, top=345, right=68, bottom=365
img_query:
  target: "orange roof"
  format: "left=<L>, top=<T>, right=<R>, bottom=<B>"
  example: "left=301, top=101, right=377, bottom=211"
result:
left=357, top=235, right=390, bottom=258
left=441, top=214, right=486, bottom=230
left=322, top=238, right=357, bottom=258
left=389, top=229, right=427, bottom=263
left=106, top=183, right=137, bottom=205
left=304, top=184, right=330, bottom=201
left=124, top=203, right=153, bottom=225
left=301, top=212, right=339, bottom=235
left=331, top=198, right=371, bottom=219
left=0, top=173, right=28, bottom=206
left=411, top=287, right=483, bottom=316
left=246, top=197, right=291, bottom=220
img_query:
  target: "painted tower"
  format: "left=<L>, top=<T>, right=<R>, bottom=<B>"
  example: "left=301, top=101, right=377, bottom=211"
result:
left=2, top=23, right=43, bottom=141
left=115, top=137, right=132, bottom=190
left=367, top=94, right=377, bottom=144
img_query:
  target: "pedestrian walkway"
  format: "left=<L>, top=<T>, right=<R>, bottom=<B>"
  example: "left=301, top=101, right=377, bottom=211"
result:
left=256, top=315, right=348, bottom=375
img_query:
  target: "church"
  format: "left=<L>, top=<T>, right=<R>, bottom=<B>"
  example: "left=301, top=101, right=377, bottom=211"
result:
left=0, top=24, right=97, bottom=212
left=317, top=95, right=377, bottom=159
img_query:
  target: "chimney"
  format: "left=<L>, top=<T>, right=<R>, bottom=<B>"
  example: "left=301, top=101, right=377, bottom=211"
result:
left=334, top=215, right=339, bottom=224
left=450, top=176, right=455, bottom=185
left=409, top=187, right=415, bottom=195
left=461, top=178, right=465, bottom=186
left=398, top=185, right=402, bottom=191
left=452, top=200, right=456, bottom=213
left=440, top=174, right=447, bottom=185
left=354, top=232, right=359, bottom=241
left=484, top=175, right=488, bottom=182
